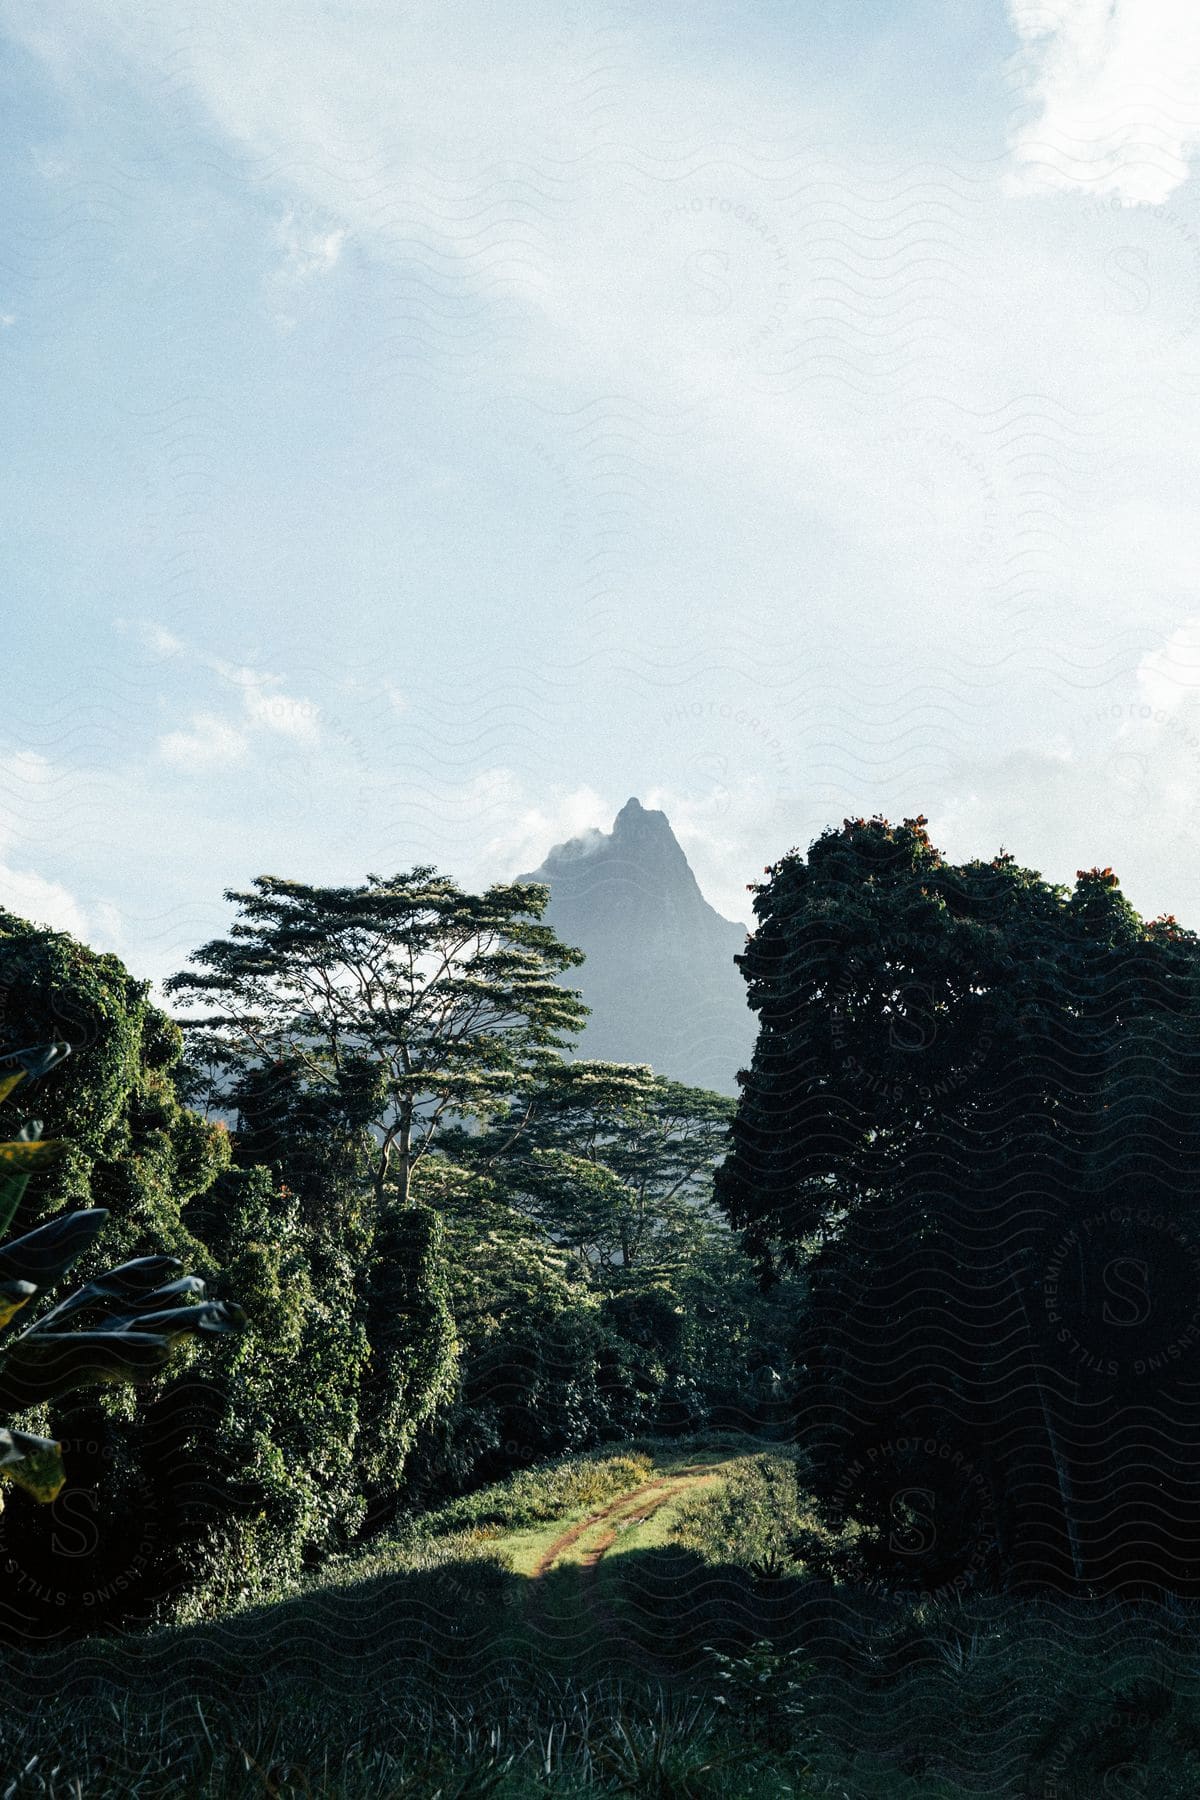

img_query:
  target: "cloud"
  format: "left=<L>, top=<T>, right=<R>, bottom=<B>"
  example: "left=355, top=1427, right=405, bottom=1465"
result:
left=0, top=750, right=119, bottom=945
left=266, top=205, right=347, bottom=327
left=931, top=618, right=1200, bottom=920
left=130, top=625, right=324, bottom=766
left=214, top=661, right=322, bottom=742
left=116, top=619, right=186, bottom=658
left=273, top=207, right=346, bottom=281
left=0, top=861, right=91, bottom=938
left=466, top=771, right=613, bottom=881
left=1007, top=0, right=1200, bottom=200
left=1136, top=616, right=1200, bottom=713
left=158, top=712, right=249, bottom=769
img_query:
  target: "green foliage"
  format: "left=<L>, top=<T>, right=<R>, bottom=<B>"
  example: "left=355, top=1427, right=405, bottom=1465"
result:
left=422, top=1450, right=654, bottom=1534
left=0, top=1031, right=241, bottom=1646
left=718, top=814, right=1200, bottom=1594
left=357, top=1201, right=457, bottom=1531
left=705, top=1641, right=817, bottom=1751
left=162, top=1162, right=368, bottom=1610
left=0, top=917, right=241, bottom=1630
left=166, top=869, right=589, bottom=1204
left=673, top=1454, right=810, bottom=1578
left=450, top=1059, right=734, bottom=1277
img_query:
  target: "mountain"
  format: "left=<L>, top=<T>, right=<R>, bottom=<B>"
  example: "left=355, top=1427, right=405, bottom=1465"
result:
left=521, top=797, right=756, bottom=1093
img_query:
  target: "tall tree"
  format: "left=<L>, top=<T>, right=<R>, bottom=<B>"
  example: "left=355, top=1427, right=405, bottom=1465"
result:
left=446, top=1059, right=734, bottom=1275
left=166, top=871, right=588, bottom=1206
left=717, top=815, right=1200, bottom=1595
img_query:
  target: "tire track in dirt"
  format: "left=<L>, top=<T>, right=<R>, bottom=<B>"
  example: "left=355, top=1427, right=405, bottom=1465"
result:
left=527, top=1461, right=729, bottom=1668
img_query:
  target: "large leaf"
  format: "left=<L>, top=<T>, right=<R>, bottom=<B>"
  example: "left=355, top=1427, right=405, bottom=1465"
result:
left=0, top=1178, right=26, bottom=1242
left=109, top=1301, right=245, bottom=1341
left=36, top=1269, right=199, bottom=1331
left=0, top=1427, right=66, bottom=1504
left=73, top=1254, right=183, bottom=1294
left=0, top=1330, right=172, bottom=1410
left=0, top=1279, right=36, bottom=1332
left=0, top=1128, right=65, bottom=1239
left=0, top=1137, right=63, bottom=1172
left=0, top=1043, right=72, bottom=1087
left=0, top=1209, right=109, bottom=1291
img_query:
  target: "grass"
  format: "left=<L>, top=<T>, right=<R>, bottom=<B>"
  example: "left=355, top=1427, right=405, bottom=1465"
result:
left=417, top=1449, right=655, bottom=1535
left=4, top=1440, right=1200, bottom=1794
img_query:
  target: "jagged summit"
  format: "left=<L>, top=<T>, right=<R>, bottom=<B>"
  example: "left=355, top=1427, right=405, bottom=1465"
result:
left=521, top=798, right=755, bottom=1093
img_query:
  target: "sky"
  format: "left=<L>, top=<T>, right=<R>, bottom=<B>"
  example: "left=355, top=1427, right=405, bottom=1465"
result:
left=4, top=0, right=1200, bottom=983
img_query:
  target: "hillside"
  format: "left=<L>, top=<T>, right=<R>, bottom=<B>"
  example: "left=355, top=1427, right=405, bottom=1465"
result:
left=4, top=1442, right=1196, bottom=1796
left=522, top=797, right=756, bottom=1093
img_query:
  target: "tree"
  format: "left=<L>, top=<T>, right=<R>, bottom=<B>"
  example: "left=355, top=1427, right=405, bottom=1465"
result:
left=716, top=815, right=1200, bottom=1594
left=448, top=1060, right=734, bottom=1276
left=0, top=910, right=243, bottom=1634
left=166, top=871, right=588, bottom=1206
left=0, top=1032, right=241, bottom=1632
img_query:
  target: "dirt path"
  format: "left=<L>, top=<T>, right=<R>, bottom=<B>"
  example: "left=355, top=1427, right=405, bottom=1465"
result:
left=531, top=1461, right=727, bottom=1583
left=525, top=1460, right=730, bottom=1666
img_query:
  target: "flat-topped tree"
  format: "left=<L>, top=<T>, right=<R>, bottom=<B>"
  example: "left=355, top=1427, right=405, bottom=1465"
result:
left=445, top=1059, right=734, bottom=1275
left=166, top=871, right=588, bottom=1207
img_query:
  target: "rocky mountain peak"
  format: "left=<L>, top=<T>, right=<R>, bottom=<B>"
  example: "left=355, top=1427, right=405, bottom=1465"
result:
left=522, top=799, right=754, bottom=1093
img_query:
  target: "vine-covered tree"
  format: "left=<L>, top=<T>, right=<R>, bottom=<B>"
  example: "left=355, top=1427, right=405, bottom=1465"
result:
left=0, top=912, right=242, bottom=1635
left=162, top=871, right=585, bottom=1571
left=167, top=871, right=588, bottom=1205
left=717, top=815, right=1200, bottom=1595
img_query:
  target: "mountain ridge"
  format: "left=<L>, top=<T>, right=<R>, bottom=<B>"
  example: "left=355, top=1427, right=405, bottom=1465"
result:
left=521, top=797, right=755, bottom=1093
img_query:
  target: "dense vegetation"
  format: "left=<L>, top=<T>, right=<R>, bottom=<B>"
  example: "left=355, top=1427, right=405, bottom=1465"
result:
left=2, top=817, right=1199, bottom=1795
left=719, top=815, right=1200, bottom=1596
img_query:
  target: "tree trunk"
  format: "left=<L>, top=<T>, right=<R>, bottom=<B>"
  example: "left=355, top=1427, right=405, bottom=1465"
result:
left=395, top=1104, right=413, bottom=1207
left=1004, top=1251, right=1085, bottom=1588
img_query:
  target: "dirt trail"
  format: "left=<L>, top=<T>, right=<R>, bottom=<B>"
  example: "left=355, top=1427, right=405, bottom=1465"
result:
left=526, top=1460, right=729, bottom=1665
left=532, top=1461, right=728, bottom=1582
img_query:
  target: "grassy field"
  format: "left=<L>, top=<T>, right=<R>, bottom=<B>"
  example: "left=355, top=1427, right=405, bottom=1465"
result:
left=1, top=1438, right=1200, bottom=1794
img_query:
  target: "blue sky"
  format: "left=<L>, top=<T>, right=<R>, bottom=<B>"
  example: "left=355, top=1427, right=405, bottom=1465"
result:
left=4, top=0, right=1200, bottom=982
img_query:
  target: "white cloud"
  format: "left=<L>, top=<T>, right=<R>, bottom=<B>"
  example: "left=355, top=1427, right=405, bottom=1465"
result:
left=931, top=619, right=1200, bottom=920
left=215, top=661, right=322, bottom=742
left=131, top=627, right=324, bottom=765
left=1136, top=616, right=1200, bottom=713
left=0, top=750, right=119, bottom=946
left=158, top=712, right=248, bottom=769
left=273, top=207, right=346, bottom=281
left=466, top=771, right=612, bottom=880
left=266, top=205, right=348, bottom=326
left=0, top=862, right=90, bottom=938
left=1007, top=0, right=1200, bottom=200
left=115, top=618, right=186, bottom=658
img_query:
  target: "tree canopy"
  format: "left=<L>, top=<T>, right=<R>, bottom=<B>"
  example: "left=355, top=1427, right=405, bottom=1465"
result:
left=166, top=871, right=588, bottom=1205
left=447, top=1059, right=734, bottom=1275
left=717, top=814, right=1200, bottom=1594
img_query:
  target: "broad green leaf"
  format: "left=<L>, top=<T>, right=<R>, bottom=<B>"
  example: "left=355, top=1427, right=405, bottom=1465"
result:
left=0, top=1427, right=66, bottom=1505
left=0, top=1139, right=63, bottom=1171
left=0, top=1173, right=31, bottom=1243
left=36, top=1269, right=198, bottom=1331
left=0, top=1043, right=71, bottom=1085
left=0, top=1122, right=64, bottom=1237
left=108, top=1301, right=245, bottom=1341
left=0, top=1208, right=109, bottom=1291
left=0, top=1279, right=35, bottom=1331
left=0, top=1329, right=172, bottom=1409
